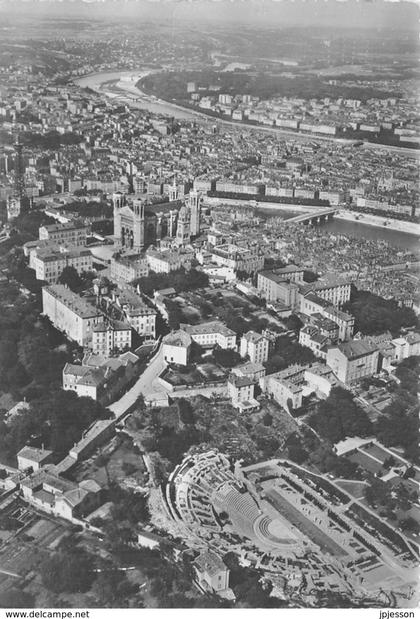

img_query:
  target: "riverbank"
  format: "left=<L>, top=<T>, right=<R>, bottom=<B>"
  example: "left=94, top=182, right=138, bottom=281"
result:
left=75, top=70, right=202, bottom=120
left=75, top=69, right=419, bottom=155
left=336, top=210, right=420, bottom=237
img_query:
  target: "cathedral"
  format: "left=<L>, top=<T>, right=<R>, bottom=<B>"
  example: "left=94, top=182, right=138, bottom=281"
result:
left=113, top=188, right=201, bottom=251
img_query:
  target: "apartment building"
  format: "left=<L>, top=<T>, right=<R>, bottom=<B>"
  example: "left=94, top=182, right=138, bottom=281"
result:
left=326, top=341, right=379, bottom=385
left=299, top=279, right=351, bottom=308
left=231, top=361, right=266, bottom=383
left=39, top=220, right=89, bottom=246
left=32, top=247, right=93, bottom=283
left=211, top=244, right=264, bottom=274
left=110, top=253, right=149, bottom=284
left=17, top=447, right=54, bottom=472
left=162, top=330, right=192, bottom=366
left=63, top=351, right=139, bottom=403
left=299, top=312, right=340, bottom=358
left=240, top=330, right=269, bottom=364
left=300, top=292, right=354, bottom=341
left=227, top=373, right=259, bottom=413
left=193, top=551, right=231, bottom=597
left=42, top=284, right=102, bottom=347
left=112, top=287, right=157, bottom=339
left=181, top=320, right=236, bottom=350
left=299, top=326, right=331, bottom=360
left=260, top=363, right=337, bottom=410
left=392, top=332, right=420, bottom=361
left=146, top=249, right=192, bottom=274
left=91, top=320, right=132, bottom=356
left=257, top=268, right=303, bottom=308
left=20, top=469, right=101, bottom=522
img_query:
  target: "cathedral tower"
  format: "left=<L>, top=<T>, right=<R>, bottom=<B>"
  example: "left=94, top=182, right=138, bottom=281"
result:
left=176, top=205, right=190, bottom=246
left=133, top=198, right=145, bottom=251
left=188, top=189, right=201, bottom=237
left=113, top=192, right=124, bottom=242
left=169, top=177, right=179, bottom=202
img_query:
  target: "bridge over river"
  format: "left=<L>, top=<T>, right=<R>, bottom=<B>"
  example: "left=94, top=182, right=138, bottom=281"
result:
left=286, top=207, right=339, bottom=225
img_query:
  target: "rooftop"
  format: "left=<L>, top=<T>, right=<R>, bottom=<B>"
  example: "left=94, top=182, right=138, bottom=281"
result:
left=37, top=248, right=92, bottom=263
left=181, top=320, right=236, bottom=338
left=234, top=361, right=266, bottom=376
left=40, top=219, right=87, bottom=233
left=163, top=329, right=192, bottom=348
left=17, top=446, right=53, bottom=463
left=337, top=340, right=379, bottom=360
left=193, top=551, right=227, bottom=577
left=43, top=285, right=101, bottom=320
left=228, top=373, right=255, bottom=388
left=92, top=319, right=131, bottom=333
left=242, top=330, right=266, bottom=344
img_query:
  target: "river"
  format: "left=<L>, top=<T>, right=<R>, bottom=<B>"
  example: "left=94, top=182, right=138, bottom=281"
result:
left=75, top=70, right=199, bottom=120
left=322, top=218, right=419, bottom=252
left=259, top=208, right=419, bottom=251
left=75, top=70, right=419, bottom=251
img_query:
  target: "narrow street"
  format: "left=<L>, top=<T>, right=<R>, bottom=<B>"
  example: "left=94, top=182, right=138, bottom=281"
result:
left=108, top=345, right=166, bottom=420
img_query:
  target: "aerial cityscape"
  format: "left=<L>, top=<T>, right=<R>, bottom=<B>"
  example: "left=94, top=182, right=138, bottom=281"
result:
left=0, top=0, right=418, bottom=612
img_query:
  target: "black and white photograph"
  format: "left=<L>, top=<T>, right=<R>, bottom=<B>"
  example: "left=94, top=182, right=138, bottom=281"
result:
left=0, top=0, right=418, bottom=615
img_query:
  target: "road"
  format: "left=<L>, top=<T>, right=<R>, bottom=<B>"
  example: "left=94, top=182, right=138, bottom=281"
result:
left=108, top=345, right=166, bottom=420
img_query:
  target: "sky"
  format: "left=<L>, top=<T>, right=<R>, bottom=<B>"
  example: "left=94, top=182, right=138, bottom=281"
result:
left=0, top=0, right=419, bottom=30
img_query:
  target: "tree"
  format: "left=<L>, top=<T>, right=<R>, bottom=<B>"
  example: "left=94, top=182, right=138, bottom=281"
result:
left=264, top=336, right=316, bottom=375
left=133, top=268, right=209, bottom=297
left=57, top=266, right=82, bottom=292
left=0, top=589, right=35, bottom=608
left=375, top=402, right=419, bottom=463
left=393, top=483, right=413, bottom=511
left=287, top=444, right=309, bottom=464
left=363, top=477, right=391, bottom=508
left=108, top=484, right=150, bottom=525
left=212, top=345, right=241, bottom=368
left=343, top=289, right=419, bottom=336
left=399, top=517, right=420, bottom=535
left=40, top=549, right=95, bottom=593
left=177, top=398, right=195, bottom=425
left=308, top=387, right=372, bottom=444
left=91, top=562, right=137, bottom=607
left=0, top=389, right=111, bottom=462
left=164, top=299, right=183, bottom=331
left=262, top=412, right=273, bottom=426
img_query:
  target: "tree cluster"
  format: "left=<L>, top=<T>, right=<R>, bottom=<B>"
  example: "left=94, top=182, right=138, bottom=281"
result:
left=374, top=401, right=419, bottom=463
left=264, top=335, right=316, bottom=375
left=343, top=289, right=419, bottom=335
left=39, top=545, right=140, bottom=607
left=308, top=387, right=372, bottom=444
left=133, top=268, right=209, bottom=297
left=371, top=359, right=419, bottom=462
left=57, top=265, right=96, bottom=293
left=364, top=476, right=416, bottom=519
left=0, top=287, right=73, bottom=400
left=211, top=299, right=281, bottom=338
left=285, top=431, right=363, bottom=479
left=223, top=553, right=287, bottom=608
left=211, top=345, right=241, bottom=368
left=102, top=483, right=151, bottom=550
left=11, top=210, right=56, bottom=239
left=61, top=200, right=112, bottom=219
left=40, top=547, right=95, bottom=594
left=0, top=389, right=110, bottom=463
left=22, top=130, right=83, bottom=150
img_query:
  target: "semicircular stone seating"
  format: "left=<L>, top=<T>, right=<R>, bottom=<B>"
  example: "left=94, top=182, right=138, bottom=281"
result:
left=254, top=514, right=297, bottom=547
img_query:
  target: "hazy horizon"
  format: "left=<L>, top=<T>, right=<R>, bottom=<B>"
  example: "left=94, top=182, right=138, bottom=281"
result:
left=0, top=0, right=419, bottom=31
